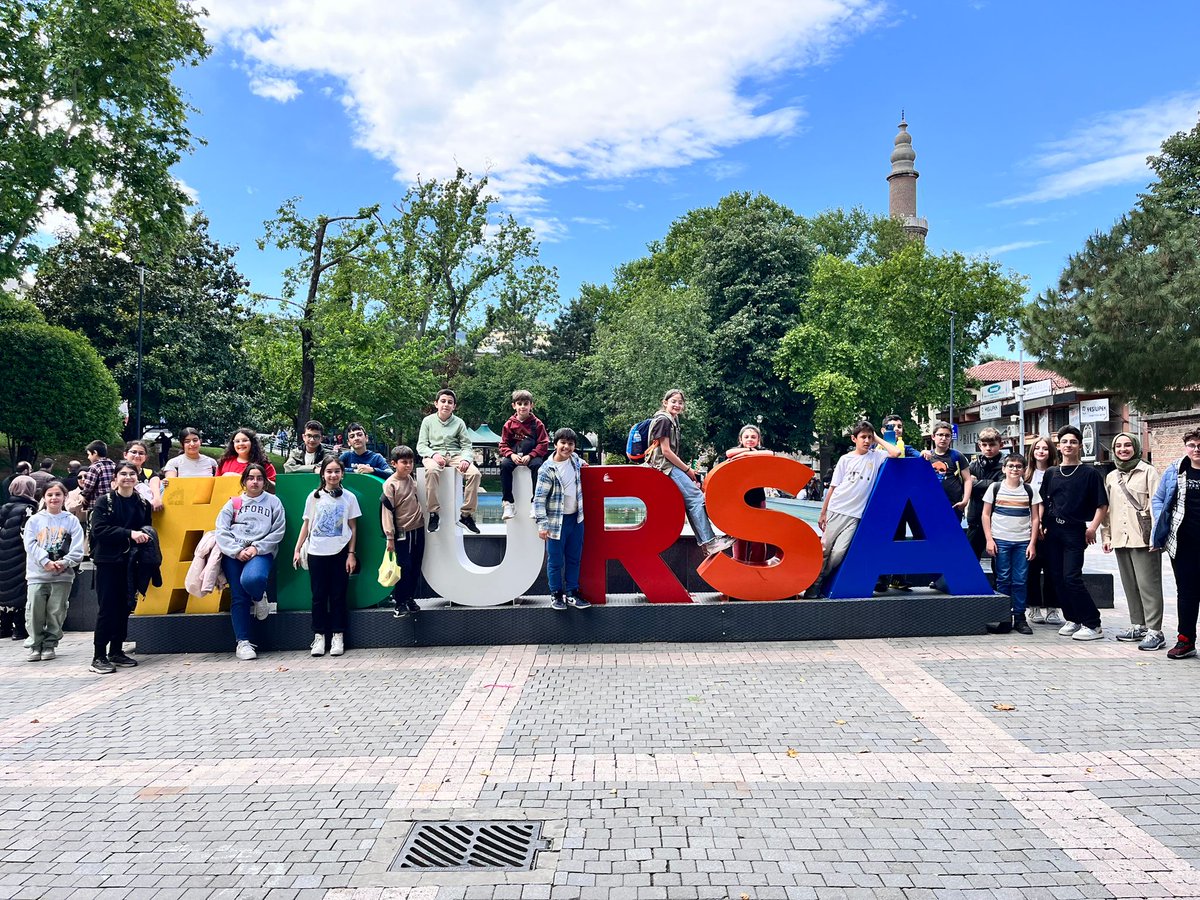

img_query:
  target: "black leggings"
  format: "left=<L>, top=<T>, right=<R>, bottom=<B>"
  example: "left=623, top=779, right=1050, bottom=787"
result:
left=1171, top=549, right=1200, bottom=642
left=94, top=561, right=132, bottom=658
left=309, top=548, right=350, bottom=636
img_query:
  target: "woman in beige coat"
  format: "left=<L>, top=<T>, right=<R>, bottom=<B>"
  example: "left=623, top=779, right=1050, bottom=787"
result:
left=1101, top=432, right=1164, bottom=649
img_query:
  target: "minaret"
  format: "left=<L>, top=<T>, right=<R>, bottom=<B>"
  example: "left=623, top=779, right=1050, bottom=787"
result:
left=887, top=115, right=928, bottom=241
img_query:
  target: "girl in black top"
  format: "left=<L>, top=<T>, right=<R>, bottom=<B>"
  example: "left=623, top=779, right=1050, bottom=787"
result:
left=89, top=461, right=153, bottom=674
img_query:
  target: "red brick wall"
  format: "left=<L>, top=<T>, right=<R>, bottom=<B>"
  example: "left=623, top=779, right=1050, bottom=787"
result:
left=1147, top=413, right=1200, bottom=473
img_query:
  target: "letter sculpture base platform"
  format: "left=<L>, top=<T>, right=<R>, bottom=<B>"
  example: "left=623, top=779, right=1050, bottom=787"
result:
left=129, top=590, right=1012, bottom=654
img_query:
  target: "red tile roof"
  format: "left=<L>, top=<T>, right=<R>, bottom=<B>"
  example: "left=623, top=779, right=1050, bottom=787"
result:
left=966, top=359, right=1073, bottom=390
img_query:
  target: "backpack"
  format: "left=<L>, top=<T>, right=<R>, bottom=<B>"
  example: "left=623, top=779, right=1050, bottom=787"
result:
left=625, top=418, right=654, bottom=462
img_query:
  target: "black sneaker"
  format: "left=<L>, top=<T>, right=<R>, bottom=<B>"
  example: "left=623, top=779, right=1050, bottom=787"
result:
left=89, top=656, right=116, bottom=675
left=889, top=579, right=912, bottom=592
left=459, top=514, right=480, bottom=534
left=405, top=598, right=421, bottom=614
left=428, top=512, right=440, bottom=533
left=567, top=591, right=591, bottom=610
left=109, top=651, right=138, bottom=668
left=873, top=578, right=889, bottom=595
left=550, top=592, right=567, bottom=611
left=1167, top=637, right=1196, bottom=660
left=1014, top=617, right=1033, bottom=635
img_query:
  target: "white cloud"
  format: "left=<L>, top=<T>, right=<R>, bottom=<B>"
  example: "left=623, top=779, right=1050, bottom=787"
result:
left=570, top=216, right=612, bottom=229
left=200, top=0, right=882, bottom=213
left=999, top=91, right=1200, bottom=205
left=176, top=178, right=201, bottom=204
left=248, top=73, right=302, bottom=103
left=976, top=240, right=1049, bottom=256
left=706, top=160, right=746, bottom=180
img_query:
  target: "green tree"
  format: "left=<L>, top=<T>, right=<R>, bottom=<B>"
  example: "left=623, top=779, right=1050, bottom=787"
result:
left=258, top=199, right=385, bottom=431
left=0, top=291, right=44, bottom=325
left=451, top=352, right=598, bottom=440
left=775, top=242, right=1023, bottom=469
left=395, top=168, right=544, bottom=350
left=603, top=193, right=818, bottom=452
left=543, top=283, right=615, bottom=362
left=30, top=214, right=263, bottom=439
left=0, top=0, right=208, bottom=280
left=1024, top=117, right=1200, bottom=411
left=584, top=287, right=714, bottom=455
left=0, top=322, right=121, bottom=459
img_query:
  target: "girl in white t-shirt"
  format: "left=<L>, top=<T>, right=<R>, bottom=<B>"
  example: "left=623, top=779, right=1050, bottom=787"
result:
left=293, top=458, right=360, bottom=657
left=164, top=427, right=218, bottom=478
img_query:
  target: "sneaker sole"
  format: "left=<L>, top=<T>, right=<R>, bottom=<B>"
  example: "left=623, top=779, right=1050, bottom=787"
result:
left=1168, top=650, right=1197, bottom=660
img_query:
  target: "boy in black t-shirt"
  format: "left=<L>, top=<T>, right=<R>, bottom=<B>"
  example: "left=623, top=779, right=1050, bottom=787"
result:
left=965, top=427, right=1006, bottom=560
left=1040, top=425, right=1109, bottom=641
left=924, top=420, right=973, bottom=521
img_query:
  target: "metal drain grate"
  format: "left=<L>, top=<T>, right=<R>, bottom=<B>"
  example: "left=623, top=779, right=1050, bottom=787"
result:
left=390, top=820, right=549, bottom=871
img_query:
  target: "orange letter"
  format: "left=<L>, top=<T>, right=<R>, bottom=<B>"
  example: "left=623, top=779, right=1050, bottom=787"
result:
left=698, top=455, right=821, bottom=600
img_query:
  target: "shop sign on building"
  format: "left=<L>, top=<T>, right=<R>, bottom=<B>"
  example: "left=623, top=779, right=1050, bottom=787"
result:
left=1080, top=398, right=1110, bottom=423
left=980, top=380, right=1013, bottom=401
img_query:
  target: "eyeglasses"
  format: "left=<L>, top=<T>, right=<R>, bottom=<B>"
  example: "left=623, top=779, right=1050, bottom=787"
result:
left=1186, top=443, right=1200, bottom=451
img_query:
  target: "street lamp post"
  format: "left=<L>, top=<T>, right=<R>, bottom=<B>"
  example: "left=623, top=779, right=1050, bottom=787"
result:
left=948, top=310, right=956, bottom=432
left=136, top=266, right=145, bottom=437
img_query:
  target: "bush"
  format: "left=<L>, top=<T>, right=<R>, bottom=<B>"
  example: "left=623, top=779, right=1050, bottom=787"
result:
left=0, top=323, right=122, bottom=456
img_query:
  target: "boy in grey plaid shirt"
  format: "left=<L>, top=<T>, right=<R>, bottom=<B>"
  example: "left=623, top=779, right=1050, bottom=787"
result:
left=534, top=428, right=591, bottom=610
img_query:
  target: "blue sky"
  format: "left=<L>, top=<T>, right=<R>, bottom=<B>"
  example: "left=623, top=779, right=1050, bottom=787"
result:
left=171, top=0, right=1200, bottom=357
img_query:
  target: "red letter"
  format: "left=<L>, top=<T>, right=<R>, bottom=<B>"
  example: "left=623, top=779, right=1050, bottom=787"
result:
left=580, top=466, right=690, bottom=603
left=698, top=455, right=821, bottom=600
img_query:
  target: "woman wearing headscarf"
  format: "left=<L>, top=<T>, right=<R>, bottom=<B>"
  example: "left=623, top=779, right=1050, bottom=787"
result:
left=0, top=475, right=38, bottom=640
left=1101, top=432, right=1164, bottom=650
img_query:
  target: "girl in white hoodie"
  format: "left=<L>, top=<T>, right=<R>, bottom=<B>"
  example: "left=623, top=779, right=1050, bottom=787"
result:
left=23, top=481, right=84, bottom=661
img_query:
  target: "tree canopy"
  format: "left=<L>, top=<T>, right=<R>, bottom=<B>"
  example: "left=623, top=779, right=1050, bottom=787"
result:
left=1024, top=116, right=1200, bottom=412
left=0, top=0, right=208, bottom=280
left=775, top=241, right=1024, bottom=457
left=0, top=321, right=121, bottom=458
left=30, top=214, right=264, bottom=439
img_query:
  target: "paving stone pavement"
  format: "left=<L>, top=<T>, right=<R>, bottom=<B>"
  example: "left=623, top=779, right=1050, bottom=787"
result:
left=1, top=546, right=1199, bottom=899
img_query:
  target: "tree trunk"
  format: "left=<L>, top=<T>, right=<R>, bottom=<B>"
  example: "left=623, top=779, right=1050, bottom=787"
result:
left=295, top=220, right=328, bottom=432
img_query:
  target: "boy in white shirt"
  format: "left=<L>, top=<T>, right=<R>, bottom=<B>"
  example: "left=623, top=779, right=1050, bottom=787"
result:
left=811, top=421, right=902, bottom=596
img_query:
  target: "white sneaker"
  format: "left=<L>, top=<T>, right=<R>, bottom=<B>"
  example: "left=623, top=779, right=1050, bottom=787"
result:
left=40, top=647, right=55, bottom=661
left=329, top=633, right=344, bottom=656
left=1058, top=621, right=1081, bottom=636
left=1045, top=609, right=1065, bottom=625
left=1028, top=607, right=1047, bottom=624
left=252, top=597, right=270, bottom=621
left=1072, top=625, right=1104, bottom=641
left=26, top=648, right=41, bottom=662
left=235, top=640, right=257, bottom=660
left=703, top=535, right=736, bottom=556
left=502, top=501, right=515, bottom=521
left=310, top=634, right=325, bottom=657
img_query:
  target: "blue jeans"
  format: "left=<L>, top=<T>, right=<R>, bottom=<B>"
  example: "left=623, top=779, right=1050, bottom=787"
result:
left=547, top=515, right=584, bottom=593
left=222, top=554, right=273, bottom=642
left=993, top=540, right=1029, bottom=617
left=667, top=466, right=716, bottom=545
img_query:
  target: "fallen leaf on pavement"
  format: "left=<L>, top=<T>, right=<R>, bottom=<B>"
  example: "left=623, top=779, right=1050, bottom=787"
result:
left=786, top=748, right=798, bottom=758
left=993, top=703, right=1016, bottom=711
left=834, top=719, right=847, bottom=726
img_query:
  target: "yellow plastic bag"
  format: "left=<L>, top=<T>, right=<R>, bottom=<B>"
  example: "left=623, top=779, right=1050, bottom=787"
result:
left=377, top=549, right=401, bottom=587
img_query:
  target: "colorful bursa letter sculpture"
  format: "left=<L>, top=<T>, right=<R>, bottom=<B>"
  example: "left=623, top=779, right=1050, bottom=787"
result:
left=141, top=476, right=243, bottom=614
left=272, top=473, right=390, bottom=611
left=699, top=454, right=821, bottom=600
left=580, top=466, right=688, bottom=604
left=420, top=465, right=544, bottom=606
left=825, top=457, right=992, bottom=598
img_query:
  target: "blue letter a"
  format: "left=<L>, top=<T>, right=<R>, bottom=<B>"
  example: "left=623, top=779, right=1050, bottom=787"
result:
left=826, top=458, right=991, bottom=598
